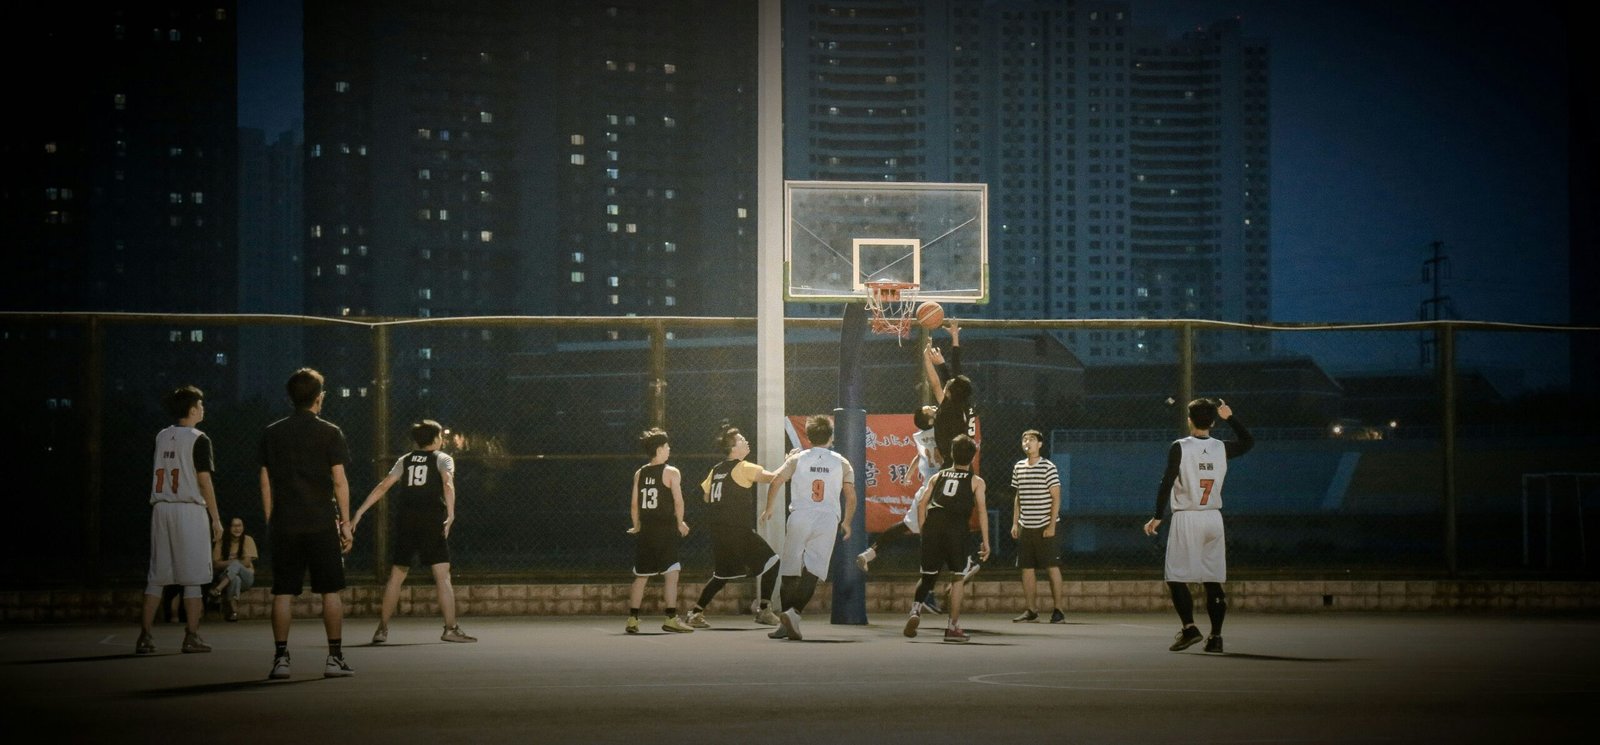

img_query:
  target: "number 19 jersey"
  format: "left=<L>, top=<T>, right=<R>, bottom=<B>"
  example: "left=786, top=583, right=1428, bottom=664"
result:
left=387, top=450, right=452, bottom=514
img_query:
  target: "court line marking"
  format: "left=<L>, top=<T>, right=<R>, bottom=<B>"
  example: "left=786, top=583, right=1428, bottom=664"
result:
left=968, top=671, right=1280, bottom=693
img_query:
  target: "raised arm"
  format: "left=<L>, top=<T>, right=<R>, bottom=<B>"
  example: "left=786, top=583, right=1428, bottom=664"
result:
left=1218, top=401, right=1253, bottom=459
left=923, top=344, right=947, bottom=404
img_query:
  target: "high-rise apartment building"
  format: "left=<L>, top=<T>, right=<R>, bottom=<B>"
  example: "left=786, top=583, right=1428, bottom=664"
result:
left=303, top=0, right=756, bottom=425
left=783, top=0, right=1269, bottom=361
left=3, top=1, right=239, bottom=392
left=237, top=125, right=305, bottom=400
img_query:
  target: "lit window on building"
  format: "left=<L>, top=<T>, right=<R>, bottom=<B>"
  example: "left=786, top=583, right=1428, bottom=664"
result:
left=664, top=64, right=676, bottom=74
left=336, top=264, right=348, bottom=275
left=417, top=128, right=432, bottom=140
left=479, top=231, right=493, bottom=242
left=662, top=116, right=676, bottom=128
left=664, top=189, right=675, bottom=199
left=170, top=29, right=181, bottom=41
left=607, top=114, right=619, bottom=125
left=480, top=171, right=493, bottom=182
left=737, top=208, right=747, bottom=219
left=664, top=296, right=676, bottom=307
left=44, top=142, right=57, bottom=154
left=418, top=348, right=432, bottom=360
left=571, top=154, right=585, bottom=165
left=169, top=330, right=182, bottom=342
left=190, top=330, right=204, bottom=342
left=663, top=241, right=676, bottom=253
left=192, top=192, right=204, bottom=204
left=606, top=204, right=619, bottom=215
left=418, top=288, right=432, bottom=300
left=607, top=168, right=619, bottom=179
left=570, top=134, right=585, bottom=145
left=606, top=223, right=618, bottom=233
left=609, top=294, right=619, bottom=305
left=571, top=271, right=585, bottom=283
left=625, top=224, right=637, bottom=233
left=571, top=252, right=585, bottom=263
left=480, top=111, right=493, bottom=123
left=418, top=168, right=431, bottom=180
left=438, top=209, right=449, bottom=221
left=417, top=209, right=431, bottom=220
left=607, top=150, right=619, bottom=161
left=608, top=276, right=620, bottom=287
left=215, top=353, right=228, bottom=366
left=335, top=81, right=349, bottom=93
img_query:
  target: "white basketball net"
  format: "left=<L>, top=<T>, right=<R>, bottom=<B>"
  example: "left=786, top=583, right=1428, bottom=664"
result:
left=864, top=281, right=919, bottom=342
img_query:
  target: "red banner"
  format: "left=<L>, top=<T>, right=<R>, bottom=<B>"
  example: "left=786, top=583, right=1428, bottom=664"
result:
left=787, top=414, right=982, bottom=533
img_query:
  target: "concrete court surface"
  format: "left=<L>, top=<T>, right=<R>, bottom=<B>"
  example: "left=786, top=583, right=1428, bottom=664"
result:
left=2, top=612, right=1597, bottom=744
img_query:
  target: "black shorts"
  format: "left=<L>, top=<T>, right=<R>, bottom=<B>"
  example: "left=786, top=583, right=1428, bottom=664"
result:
left=633, top=520, right=681, bottom=576
left=270, top=528, right=346, bottom=596
left=1015, top=526, right=1061, bottom=569
left=919, top=514, right=978, bottom=577
left=710, top=525, right=776, bottom=579
left=392, top=511, right=450, bottom=568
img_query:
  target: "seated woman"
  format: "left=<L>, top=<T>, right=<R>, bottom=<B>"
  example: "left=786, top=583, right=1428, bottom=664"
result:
left=209, top=517, right=258, bottom=621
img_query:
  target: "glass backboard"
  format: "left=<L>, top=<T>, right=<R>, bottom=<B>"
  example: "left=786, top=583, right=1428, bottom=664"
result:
left=784, top=181, right=988, bottom=303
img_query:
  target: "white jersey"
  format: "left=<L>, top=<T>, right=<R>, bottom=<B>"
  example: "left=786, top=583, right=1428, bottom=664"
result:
left=1168, top=436, right=1227, bottom=513
left=776, top=447, right=853, bottom=519
left=151, top=426, right=207, bottom=505
left=913, top=427, right=939, bottom=481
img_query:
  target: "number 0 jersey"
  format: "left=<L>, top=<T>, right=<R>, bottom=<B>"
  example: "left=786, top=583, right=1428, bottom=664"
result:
left=927, top=468, right=976, bottom=523
left=151, top=425, right=214, bottom=505
left=386, top=450, right=453, bottom=514
left=636, top=462, right=674, bottom=523
left=1167, top=436, right=1227, bottom=513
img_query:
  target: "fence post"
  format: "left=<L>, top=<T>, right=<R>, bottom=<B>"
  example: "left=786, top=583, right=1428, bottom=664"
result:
left=1440, top=323, right=1458, bottom=576
left=649, top=321, right=667, bottom=429
left=372, top=324, right=391, bottom=583
left=84, top=316, right=104, bottom=586
left=1178, top=323, right=1195, bottom=433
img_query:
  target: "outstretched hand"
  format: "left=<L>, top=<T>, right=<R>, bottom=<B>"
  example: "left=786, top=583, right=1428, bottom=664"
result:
left=925, top=344, right=945, bottom=365
left=1217, top=399, right=1233, bottom=421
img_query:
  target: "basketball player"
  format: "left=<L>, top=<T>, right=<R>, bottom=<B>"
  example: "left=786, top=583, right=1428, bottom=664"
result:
left=351, top=419, right=476, bottom=645
left=137, top=385, right=224, bottom=655
left=854, top=405, right=935, bottom=570
left=685, top=424, right=783, bottom=628
left=760, top=415, right=858, bottom=641
left=1010, top=430, right=1066, bottom=624
left=903, top=435, right=989, bottom=642
left=626, top=428, right=694, bottom=634
left=1143, top=398, right=1253, bottom=653
left=926, top=322, right=976, bottom=465
left=260, top=368, right=355, bottom=679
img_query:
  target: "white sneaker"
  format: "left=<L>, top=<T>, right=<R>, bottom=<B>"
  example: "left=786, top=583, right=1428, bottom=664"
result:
left=855, top=547, right=876, bottom=572
left=323, top=655, right=355, bottom=678
left=780, top=609, right=803, bottom=641
left=686, top=610, right=710, bottom=629
left=268, top=654, right=291, bottom=680
left=754, top=607, right=781, bottom=626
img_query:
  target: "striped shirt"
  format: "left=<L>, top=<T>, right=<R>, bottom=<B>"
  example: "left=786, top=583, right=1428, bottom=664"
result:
left=1011, top=457, right=1060, bottom=529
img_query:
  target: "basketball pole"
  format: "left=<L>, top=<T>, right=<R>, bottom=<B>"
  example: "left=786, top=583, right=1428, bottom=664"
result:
left=832, top=303, right=870, bottom=625
left=755, top=0, right=786, bottom=609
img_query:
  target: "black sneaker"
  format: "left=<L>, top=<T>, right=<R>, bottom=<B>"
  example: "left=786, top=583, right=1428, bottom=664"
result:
left=1169, top=626, right=1203, bottom=651
left=1011, top=609, right=1038, bottom=623
left=1204, top=635, right=1224, bottom=654
left=1049, top=608, right=1066, bottom=624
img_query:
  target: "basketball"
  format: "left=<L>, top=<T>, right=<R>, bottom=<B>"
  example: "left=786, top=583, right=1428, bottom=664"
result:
left=915, top=301, right=944, bottom=329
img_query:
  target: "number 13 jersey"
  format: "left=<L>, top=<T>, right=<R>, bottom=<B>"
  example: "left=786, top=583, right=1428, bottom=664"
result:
left=635, top=462, right=673, bottom=523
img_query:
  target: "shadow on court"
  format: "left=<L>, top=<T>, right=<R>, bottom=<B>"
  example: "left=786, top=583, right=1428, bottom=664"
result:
left=1, top=613, right=1596, bottom=744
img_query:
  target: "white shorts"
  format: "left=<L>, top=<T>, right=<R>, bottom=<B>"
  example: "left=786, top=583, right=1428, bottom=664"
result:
left=901, top=479, right=932, bottom=534
left=147, top=501, right=213, bottom=587
left=781, top=509, right=839, bottom=579
left=1164, top=509, right=1226, bottom=583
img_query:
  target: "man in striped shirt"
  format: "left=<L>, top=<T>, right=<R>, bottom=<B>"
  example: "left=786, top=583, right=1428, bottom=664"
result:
left=1009, top=430, right=1065, bottom=623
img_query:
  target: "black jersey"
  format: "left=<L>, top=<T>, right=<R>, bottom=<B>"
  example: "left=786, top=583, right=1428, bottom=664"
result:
left=704, top=459, right=759, bottom=530
left=926, top=468, right=976, bottom=523
left=933, top=402, right=976, bottom=462
left=636, top=463, right=673, bottom=523
left=392, top=450, right=450, bottom=514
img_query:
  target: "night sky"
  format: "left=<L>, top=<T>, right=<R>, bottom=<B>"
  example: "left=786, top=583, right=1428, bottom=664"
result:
left=236, top=0, right=1575, bottom=390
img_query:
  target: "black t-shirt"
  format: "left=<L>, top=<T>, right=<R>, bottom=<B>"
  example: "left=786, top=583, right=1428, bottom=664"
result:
left=260, top=409, right=350, bottom=535
left=392, top=450, right=449, bottom=517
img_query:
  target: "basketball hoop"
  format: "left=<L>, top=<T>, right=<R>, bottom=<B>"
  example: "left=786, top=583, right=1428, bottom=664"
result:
left=864, top=280, right=918, bottom=340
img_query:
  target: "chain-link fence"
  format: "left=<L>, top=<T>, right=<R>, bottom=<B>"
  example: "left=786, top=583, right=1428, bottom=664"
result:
left=3, top=313, right=1596, bottom=587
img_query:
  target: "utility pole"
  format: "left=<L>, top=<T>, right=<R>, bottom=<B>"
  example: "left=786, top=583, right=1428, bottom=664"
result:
left=1418, top=240, right=1455, bottom=368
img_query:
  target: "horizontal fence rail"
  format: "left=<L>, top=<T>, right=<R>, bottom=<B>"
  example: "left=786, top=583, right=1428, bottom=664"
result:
left=2, top=311, right=1596, bottom=588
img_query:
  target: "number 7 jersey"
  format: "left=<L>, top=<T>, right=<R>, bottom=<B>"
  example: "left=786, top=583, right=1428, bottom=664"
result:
left=1169, top=436, right=1227, bottom=512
